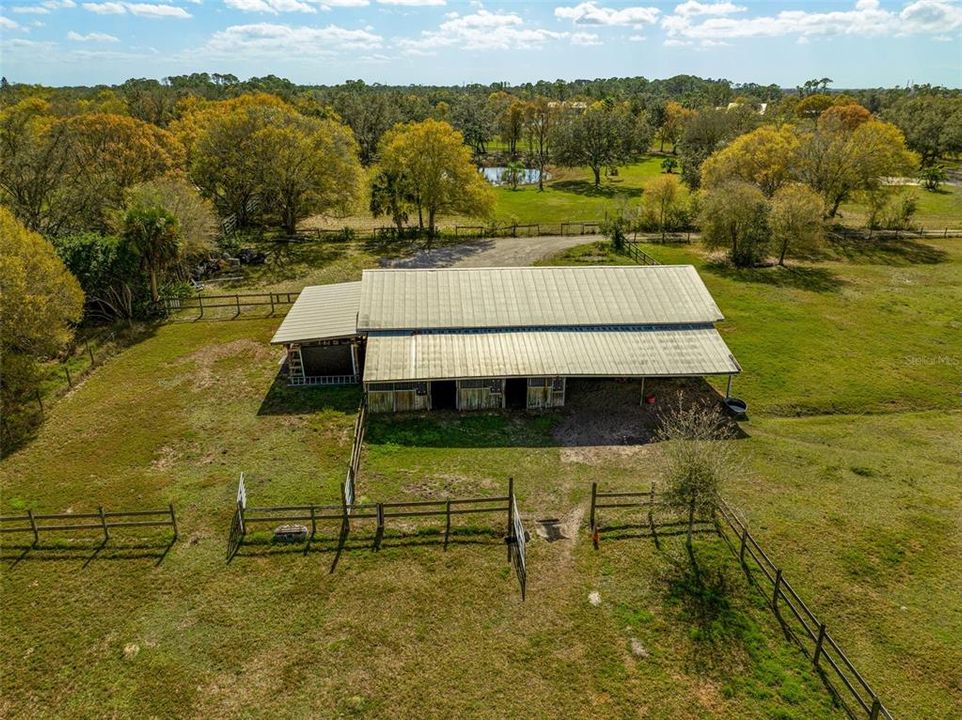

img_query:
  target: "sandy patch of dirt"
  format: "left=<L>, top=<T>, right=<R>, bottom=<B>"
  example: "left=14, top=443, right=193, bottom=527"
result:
left=178, top=339, right=272, bottom=392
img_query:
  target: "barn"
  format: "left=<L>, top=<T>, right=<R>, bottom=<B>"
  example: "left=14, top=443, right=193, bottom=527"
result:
left=270, top=266, right=741, bottom=412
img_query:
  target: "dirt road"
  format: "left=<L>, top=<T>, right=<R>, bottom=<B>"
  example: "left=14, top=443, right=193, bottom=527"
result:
left=381, top=234, right=596, bottom=268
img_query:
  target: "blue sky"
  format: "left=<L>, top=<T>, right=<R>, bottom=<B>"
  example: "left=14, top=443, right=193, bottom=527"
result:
left=1, top=0, right=960, bottom=87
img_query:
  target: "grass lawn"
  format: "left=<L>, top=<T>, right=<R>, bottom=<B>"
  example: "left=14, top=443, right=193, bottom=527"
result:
left=2, top=232, right=961, bottom=717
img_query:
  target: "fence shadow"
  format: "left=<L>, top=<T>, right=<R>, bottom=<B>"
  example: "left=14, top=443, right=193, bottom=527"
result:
left=1, top=537, right=176, bottom=567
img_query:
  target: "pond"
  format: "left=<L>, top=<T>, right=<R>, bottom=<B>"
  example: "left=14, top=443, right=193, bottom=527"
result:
left=480, top=166, right=545, bottom=186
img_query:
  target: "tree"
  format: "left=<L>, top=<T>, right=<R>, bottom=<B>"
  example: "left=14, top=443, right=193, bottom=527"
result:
left=122, top=206, right=179, bottom=304
left=370, top=169, right=414, bottom=234
left=643, top=174, right=684, bottom=240
left=658, top=398, right=737, bottom=564
left=657, top=100, right=693, bottom=152
left=0, top=101, right=183, bottom=235
left=53, top=231, right=143, bottom=322
left=884, top=95, right=962, bottom=166
left=918, top=164, right=946, bottom=192
left=253, top=114, right=362, bottom=235
left=452, top=93, right=496, bottom=157
left=523, top=97, right=556, bottom=192
left=798, top=114, right=918, bottom=217
left=376, top=119, right=495, bottom=239
left=700, top=124, right=800, bottom=197
left=333, top=89, right=401, bottom=165
left=698, top=180, right=771, bottom=267
left=0, top=208, right=84, bottom=450
left=769, top=184, right=824, bottom=266
left=661, top=157, right=678, bottom=174
left=552, top=102, right=640, bottom=187
left=676, top=107, right=759, bottom=190
left=123, top=175, right=216, bottom=263
left=498, top=99, right=525, bottom=156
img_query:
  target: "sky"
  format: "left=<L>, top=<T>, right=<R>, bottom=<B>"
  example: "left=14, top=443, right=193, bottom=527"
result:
left=0, top=0, right=960, bottom=88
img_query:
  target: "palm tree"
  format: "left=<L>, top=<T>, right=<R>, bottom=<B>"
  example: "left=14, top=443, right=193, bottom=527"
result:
left=122, top=206, right=180, bottom=304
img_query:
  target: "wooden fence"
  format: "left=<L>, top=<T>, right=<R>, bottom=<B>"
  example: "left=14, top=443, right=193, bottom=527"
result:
left=588, top=482, right=712, bottom=549
left=226, top=477, right=527, bottom=598
left=0, top=504, right=178, bottom=546
left=622, top=241, right=661, bottom=266
left=162, top=291, right=299, bottom=318
left=343, top=398, right=367, bottom=509
left=715, top=497, right=893, bottom=720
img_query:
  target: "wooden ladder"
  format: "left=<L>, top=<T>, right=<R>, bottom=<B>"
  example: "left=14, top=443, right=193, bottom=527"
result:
left=287, top=344, right=306, bottom=385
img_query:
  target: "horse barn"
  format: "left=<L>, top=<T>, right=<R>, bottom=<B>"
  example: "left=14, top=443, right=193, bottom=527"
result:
left=270, top=266, right=741, bottom=413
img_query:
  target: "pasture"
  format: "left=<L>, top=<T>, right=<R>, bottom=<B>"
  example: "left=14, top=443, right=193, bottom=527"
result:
left=1, top=236, right=960, bottom=719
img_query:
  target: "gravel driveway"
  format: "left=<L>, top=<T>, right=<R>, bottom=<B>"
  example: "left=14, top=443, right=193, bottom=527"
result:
left=381, top=234, right=597, bottom=269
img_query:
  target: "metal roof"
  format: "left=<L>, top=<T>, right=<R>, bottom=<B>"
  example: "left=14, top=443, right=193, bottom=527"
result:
left=363, top=325, right=740, bottom=383
left=270, top=281, right=360, bottom=345
left=357, top=266, right=724, bottom=331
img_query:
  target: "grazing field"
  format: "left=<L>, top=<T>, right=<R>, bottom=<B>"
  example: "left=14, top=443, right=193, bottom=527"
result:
left=303, top=155, right=962, bottom=233
left=2, top=236, right=961, bottom=719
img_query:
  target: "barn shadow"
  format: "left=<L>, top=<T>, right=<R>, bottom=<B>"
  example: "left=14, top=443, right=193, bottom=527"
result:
left=364, top=378, right=748, bottom=449
left=257, top=374, right=362, bottom=416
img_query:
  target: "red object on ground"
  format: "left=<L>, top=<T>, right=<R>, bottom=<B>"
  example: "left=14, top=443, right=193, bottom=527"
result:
left=645, top=394, right=656, bottom=404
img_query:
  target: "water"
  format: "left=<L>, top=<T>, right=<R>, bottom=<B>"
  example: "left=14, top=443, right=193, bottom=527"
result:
left=480, top=166, right=544, bottom=186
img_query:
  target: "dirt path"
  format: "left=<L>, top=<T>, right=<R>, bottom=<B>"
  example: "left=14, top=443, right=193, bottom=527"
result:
left=381, top=234, right=596, bottom=268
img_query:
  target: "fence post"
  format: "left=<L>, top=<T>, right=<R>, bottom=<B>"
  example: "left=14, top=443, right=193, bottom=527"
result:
left=444, top=499, right=452, bottom=550
left=169, top=503, right=178, bottom=540
left=98, top=506, right=110, bottom=543
left=739, top=524, right=748, bottom=565
left=86, top=340, right=95, bottom=366
left=235, top=294, right=241, bottom=317
left=649, top=484, right=659, bottom=549
left=772, top=567, right=783, bottom=610
left=507, top=477, right=514, bottom=561
left=237, top=500, right=246, bottom=536
left=869, top=698, right=881, bottom=720
left=27, top=509, right=39, bottom=546
left=64, top=366, right=72, bottom=388
left=374, top=503, right=384, bottom=551
left=589, top=482, right=597, bottom=534
left=269, top=293, right=276, bottom=315
left=813, top=622, right=826, bottom=667
left=198, top=296, right=205, bottom=319
left=309, top=504, right=316, bottom=539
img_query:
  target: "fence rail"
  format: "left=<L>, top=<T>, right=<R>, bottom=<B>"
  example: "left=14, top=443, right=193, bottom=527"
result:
left=226, top=477, right=527, bottom=598
left=0, top=504, right=177, bottom=545
left=588, top=482, right=713, bottom=549
left=162, top=292, right=299, bottom=318
left=343, top=398, right=367, bottom=509
left=623, top=241, right=661, bottom=266
left=714, top=496, right=893, bottom=720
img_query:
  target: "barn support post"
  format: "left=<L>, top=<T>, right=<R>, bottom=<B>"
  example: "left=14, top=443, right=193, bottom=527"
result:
left=640, top=377, right=646, bottom=405
left=726, top=374, right=733, bottom=399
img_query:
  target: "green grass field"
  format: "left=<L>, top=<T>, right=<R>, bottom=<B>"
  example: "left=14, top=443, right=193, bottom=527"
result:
left=2, top=233, right=961, bottom=718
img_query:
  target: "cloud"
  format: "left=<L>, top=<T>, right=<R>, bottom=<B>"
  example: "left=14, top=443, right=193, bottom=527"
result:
left=82, top=2, right=192, bottom=17
left=225, top=0, right=317, bottom=13
left=399, top=9, right=566, bottom=53
left=67, top=30, right=120, bottom=40
left=377, top=0, right=445, bottom=5
left=0, top=15, right=22, bottom=29
left=672, top=1, right=745, bottom=17
left=12, top=0, right=77, bottom=12
left=554, top=2, right=659, bottom=27
left=200, top=22, right=382, bottom=56
left=661, top=0, right=962, bottom=42
left=570, top=31, right=601, bottom=44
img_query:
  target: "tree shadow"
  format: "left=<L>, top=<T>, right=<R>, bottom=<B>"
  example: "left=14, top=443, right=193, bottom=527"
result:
left=826, top=233, right=948, bottom=266
left=551, top=179, right=644, bottom=199
left=704, top=261, right=847, bottom=293
left=257, top=374, right=362, bottom=416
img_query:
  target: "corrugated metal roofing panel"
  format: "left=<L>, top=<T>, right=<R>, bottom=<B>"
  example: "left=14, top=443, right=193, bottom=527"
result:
left=357, top=266, right=724, bottom=331
left=363, top=325, right=740, bottom=382
left=270, top=281, right=361, bottom=345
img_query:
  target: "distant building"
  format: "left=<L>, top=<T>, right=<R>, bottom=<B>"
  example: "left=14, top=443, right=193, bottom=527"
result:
left=271, top=266, right=741, bottom=412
